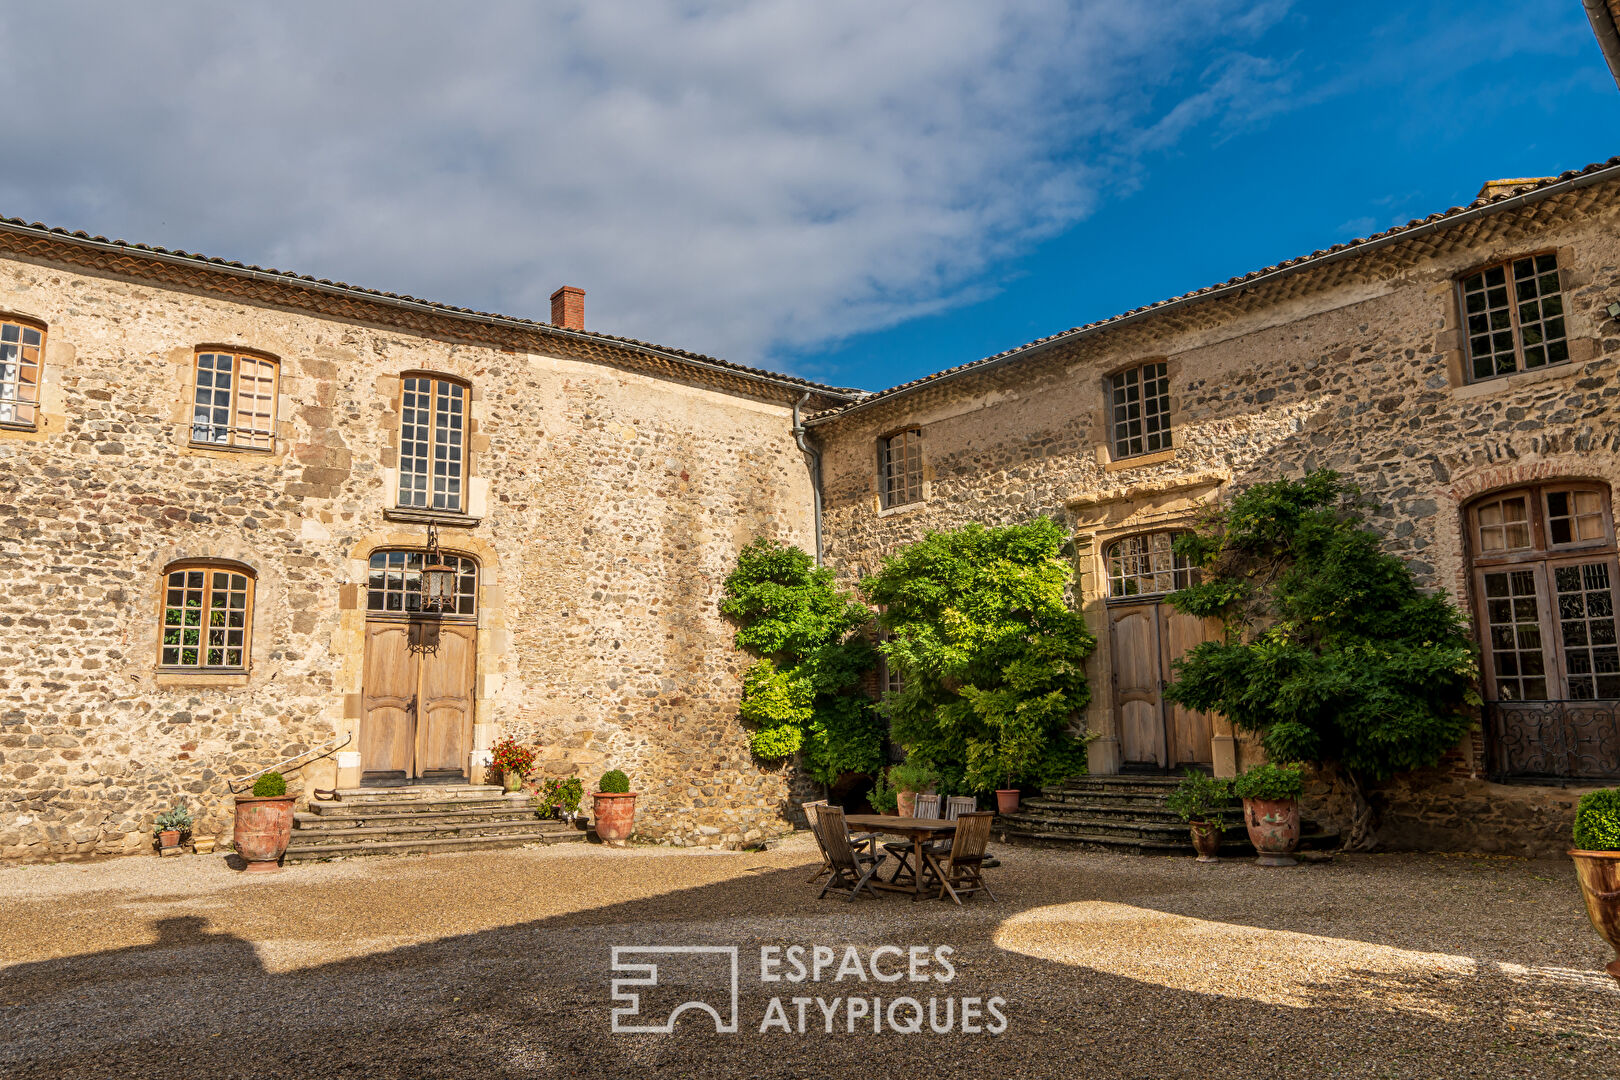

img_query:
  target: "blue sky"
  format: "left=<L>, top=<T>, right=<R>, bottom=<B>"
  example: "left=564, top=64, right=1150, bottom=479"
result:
left=0, top=3, right=1614, bottom=393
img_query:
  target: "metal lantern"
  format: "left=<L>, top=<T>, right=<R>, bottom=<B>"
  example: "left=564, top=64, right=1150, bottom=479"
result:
left=421, top=524, right=457, bottom=612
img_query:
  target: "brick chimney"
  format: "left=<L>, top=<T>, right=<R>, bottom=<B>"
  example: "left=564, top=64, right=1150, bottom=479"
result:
left=550, top=286, right=585, bottom=331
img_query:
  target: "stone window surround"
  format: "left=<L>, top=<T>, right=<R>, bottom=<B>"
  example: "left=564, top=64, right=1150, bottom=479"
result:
left=1093, top=355, right=1182, bottom=473
left=1439, top=243, right=1598, bottom=393
left=156, top=558, right=256, bottom=674
left=0, top=309, right=61, bottom=443
left=185, top=345, right=281, bottom=453
left=164, top=342, right=296, bottom=463
left=135, top=541, right=281, bottom=691
left=379, top=368, right=488, bottom=525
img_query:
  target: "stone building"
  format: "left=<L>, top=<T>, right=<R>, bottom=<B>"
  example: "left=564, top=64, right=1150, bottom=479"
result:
left=5, top=156, right=1620, bottom=861
left=0, top=219, right=854, bottom=859
left=809, top=159, right=1620, bottom=855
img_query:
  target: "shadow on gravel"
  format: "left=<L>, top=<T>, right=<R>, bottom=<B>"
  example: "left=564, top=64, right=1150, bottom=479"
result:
left=0, top=858, right=1614, bottom=1080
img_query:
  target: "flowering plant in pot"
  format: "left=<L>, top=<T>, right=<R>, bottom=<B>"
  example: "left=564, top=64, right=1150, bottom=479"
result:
left=592, top=769, right=636, bottom=846
left=536, top=776, right=584, bottom=822
left=490, top=738, right=535, bottom=794
left=1569, top=787, right=1620, bottom=985
left=153, top=802, right=194, bottom=851
left=1232, top=762, right=1304, bottom=867
left=887, top=759, right=938, bottom=818
left=233, top=771, right=296, bottom=873
left=1165, top=770, right=1232, bottom=862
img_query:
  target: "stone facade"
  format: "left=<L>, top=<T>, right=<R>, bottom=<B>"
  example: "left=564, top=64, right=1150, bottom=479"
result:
left=809, top=170, right=1620, bottom=855
left=0, top=234, right=845, bottom=860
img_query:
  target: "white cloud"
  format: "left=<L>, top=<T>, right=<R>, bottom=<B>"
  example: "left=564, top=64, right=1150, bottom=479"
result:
left=0, top=1, right=1293, bottom=375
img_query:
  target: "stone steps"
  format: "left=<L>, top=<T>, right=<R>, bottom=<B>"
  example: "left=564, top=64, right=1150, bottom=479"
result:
left=283, top=785, right=586, bottom=862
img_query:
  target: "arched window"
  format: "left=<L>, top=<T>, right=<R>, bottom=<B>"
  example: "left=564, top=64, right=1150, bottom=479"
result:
left=366, top=549, right=478, bottom=619
left=1469, top=483, right=1619, bottom=702
left=190, top=348, right=279, bottom=450
left=0, top=316, right=45, bottom=430
left=159, top=561, right=255, bottom=670
left=1106, top=531, right=1196, bottom=599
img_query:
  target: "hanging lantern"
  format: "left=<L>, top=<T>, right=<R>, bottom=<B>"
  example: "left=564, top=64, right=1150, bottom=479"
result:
left=421, top=524, right=457, bottom=612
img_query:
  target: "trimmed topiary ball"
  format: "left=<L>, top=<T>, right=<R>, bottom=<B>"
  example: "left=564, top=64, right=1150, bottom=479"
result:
left=598, top=769, right=630, bottom=794
left=252, top=771, right=287, bottom=798
left=1573, top=788, right=1620, bottom=851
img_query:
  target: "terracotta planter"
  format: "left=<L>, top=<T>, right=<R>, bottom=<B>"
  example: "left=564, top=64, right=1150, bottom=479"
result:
left=593, top=792, right=637, bottom=846
left=233, top=795, right=296, bottom=873
left=995, top=789, right=1020, bottom=815
left=896, top=790, right=918, bottom=818
left=1243, top=796, right=1300, bottom=867
left=1569, top=848, right=1620, bottom=985
left=502, top=770, right=525, bottom=794
left=1189, top=821, right=1222, bottom=862
left=158, top=829, right=181, bottom=850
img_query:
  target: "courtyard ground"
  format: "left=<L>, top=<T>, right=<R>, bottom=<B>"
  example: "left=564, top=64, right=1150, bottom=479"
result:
left=0, top=836, right=1615, bottom=1079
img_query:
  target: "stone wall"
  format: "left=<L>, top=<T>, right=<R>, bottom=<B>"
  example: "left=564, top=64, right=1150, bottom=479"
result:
left=0, top=252, right=824, bottom=859
left=810, top=180, right=1620, bottom=854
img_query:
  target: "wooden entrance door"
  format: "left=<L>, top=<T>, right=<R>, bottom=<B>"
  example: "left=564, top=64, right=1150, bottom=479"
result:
left=1109, top=602, right=1220, bottom=771
left=359, top=620, right=475, bottom=784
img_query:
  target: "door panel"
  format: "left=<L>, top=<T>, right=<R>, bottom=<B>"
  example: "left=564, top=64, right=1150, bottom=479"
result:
left=1160, top=607, right=1221, bottom=767
left=416, top=622, right=475, bottom=777
left=360, top=623, right=416, bottom=779
left=1110, top=605, right=1165, bottom=768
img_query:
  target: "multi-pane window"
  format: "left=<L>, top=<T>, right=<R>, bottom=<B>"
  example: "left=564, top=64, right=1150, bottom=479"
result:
left=1107, top=531, right=1196, bottom=598
left=1459, top=253, right=1569, bottom=381
left=190, top=350, right=278, bottom=450
left=1470, top=484, right=1619, bottom=701
left=398, top=376, right=467, bottom=511
left=366, top=549, right=478, bottom=619
left=0, top=319, right=44, bottom=429
left=159, top=563, right=254, bottom=670
left=878, top=429, right=923, bottom=509
left=1109, top=362, right=1171, bottom=460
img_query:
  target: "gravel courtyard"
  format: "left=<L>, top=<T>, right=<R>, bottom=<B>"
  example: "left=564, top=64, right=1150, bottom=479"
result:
left=0, top=837, right=1615, bottom=1079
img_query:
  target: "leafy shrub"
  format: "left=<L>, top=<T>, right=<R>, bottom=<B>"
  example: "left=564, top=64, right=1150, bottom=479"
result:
left=721, top=538, right=881, bottom=784
left=1163, top=471, right=1478, bottom=849
left=1573, top=788, right=1620, bottom=851
left=489, top=738, right=535, bottom=779
left=867, top=769, right=899, bottom=814
left=862, top=517, right=1096, bottom=794
left=598, top=769, right=630, bottom=794
left=888, top=758, right=939, bottom=794
left=536, top=776, right=584, bottom=818
left=1232, top=762, right=1304, bottom=802
left=252, top=772, right=287, bottom=797
left=1165, top=770, right=1233, bottom=827
left=153, top=802, right=194, bottom=838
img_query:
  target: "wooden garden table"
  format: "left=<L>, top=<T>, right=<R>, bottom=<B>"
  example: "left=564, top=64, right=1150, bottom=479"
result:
left=845, top=815, right=956, bottom=901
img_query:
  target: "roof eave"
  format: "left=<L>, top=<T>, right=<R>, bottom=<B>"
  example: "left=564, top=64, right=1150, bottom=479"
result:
left=1585, top=0, right=1620, bottom=90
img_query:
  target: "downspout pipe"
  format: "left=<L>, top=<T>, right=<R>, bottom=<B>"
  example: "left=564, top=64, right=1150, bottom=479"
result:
left=792, top=393, right=824, bottom=565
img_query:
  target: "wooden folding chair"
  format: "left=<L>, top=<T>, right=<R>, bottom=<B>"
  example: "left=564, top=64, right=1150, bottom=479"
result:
left=813, top=805, right=887, bottom=902
left=883, top=793, right=941, bottom=884
left=922, top=811, right=997, bottom=904
left=804, top=800, right=876, bottom=882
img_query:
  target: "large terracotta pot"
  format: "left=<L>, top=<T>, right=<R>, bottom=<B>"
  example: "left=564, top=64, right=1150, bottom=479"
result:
left=1569, top=849, right=1620, bottom=985
left=1243, top=796, right=1300, bottom=867
left=593, top=792, right=637, bottom=846
left=995, top=789, right=1020, bottom=815
left=1189, top=821, right=1222, bottom=862
left=158, top=829, right=181, bottom=850
left=896, top=790, right=918, bottom=818
left=233, top=795, right=296, bottom=873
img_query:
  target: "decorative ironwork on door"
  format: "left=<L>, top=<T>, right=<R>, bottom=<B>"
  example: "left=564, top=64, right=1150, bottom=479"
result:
left=1485, top=700, right=1620, bottom=782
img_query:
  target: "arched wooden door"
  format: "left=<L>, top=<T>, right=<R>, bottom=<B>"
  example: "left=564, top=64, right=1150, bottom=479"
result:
left=1105, top=532, right=1221, bottom=772
left=359, top=550, right=478, bottom=785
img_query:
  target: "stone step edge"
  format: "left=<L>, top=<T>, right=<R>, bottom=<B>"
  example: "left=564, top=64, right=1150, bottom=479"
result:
left=297, top=807, right=556, bottom=824
left=291, top=820, right=575, bottom=842
left=284, top=832, right=585, bottom=860
left=305, top=798, right=531, bottom=816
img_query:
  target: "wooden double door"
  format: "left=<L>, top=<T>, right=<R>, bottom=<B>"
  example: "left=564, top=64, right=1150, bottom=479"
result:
left=359, top=619, right=476, bottom=784
left=1109, top=602, right=1221, bottom=771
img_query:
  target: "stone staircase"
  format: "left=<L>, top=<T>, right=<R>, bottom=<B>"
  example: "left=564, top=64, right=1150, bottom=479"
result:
left=994, top=774, right=1339, bottom=856
left=284, top=784, right=586, bottom=862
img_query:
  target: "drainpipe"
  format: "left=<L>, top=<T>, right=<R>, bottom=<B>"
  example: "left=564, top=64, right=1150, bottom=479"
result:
left=792, top=393, right=824, bottom=565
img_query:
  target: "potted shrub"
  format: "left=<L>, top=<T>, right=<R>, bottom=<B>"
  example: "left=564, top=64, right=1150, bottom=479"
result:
left=1233, top=762, right=1304, bottom=867
left=593, top=769, right=636, bottom=846
left=888, top=759, right=938, bottom=818
left=1569, top=787, right=1620, bottom=986
left=868, top=768, right=899, bottom=815
left=537, top=776, right=584, bottom=823
left=490, top=737, right=535, bottom=794
left=1166, top=770, right=1232, bottom=862
left=233, top=771, right=296, bottom=873
left=153, top=802, right=193, bottom=852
